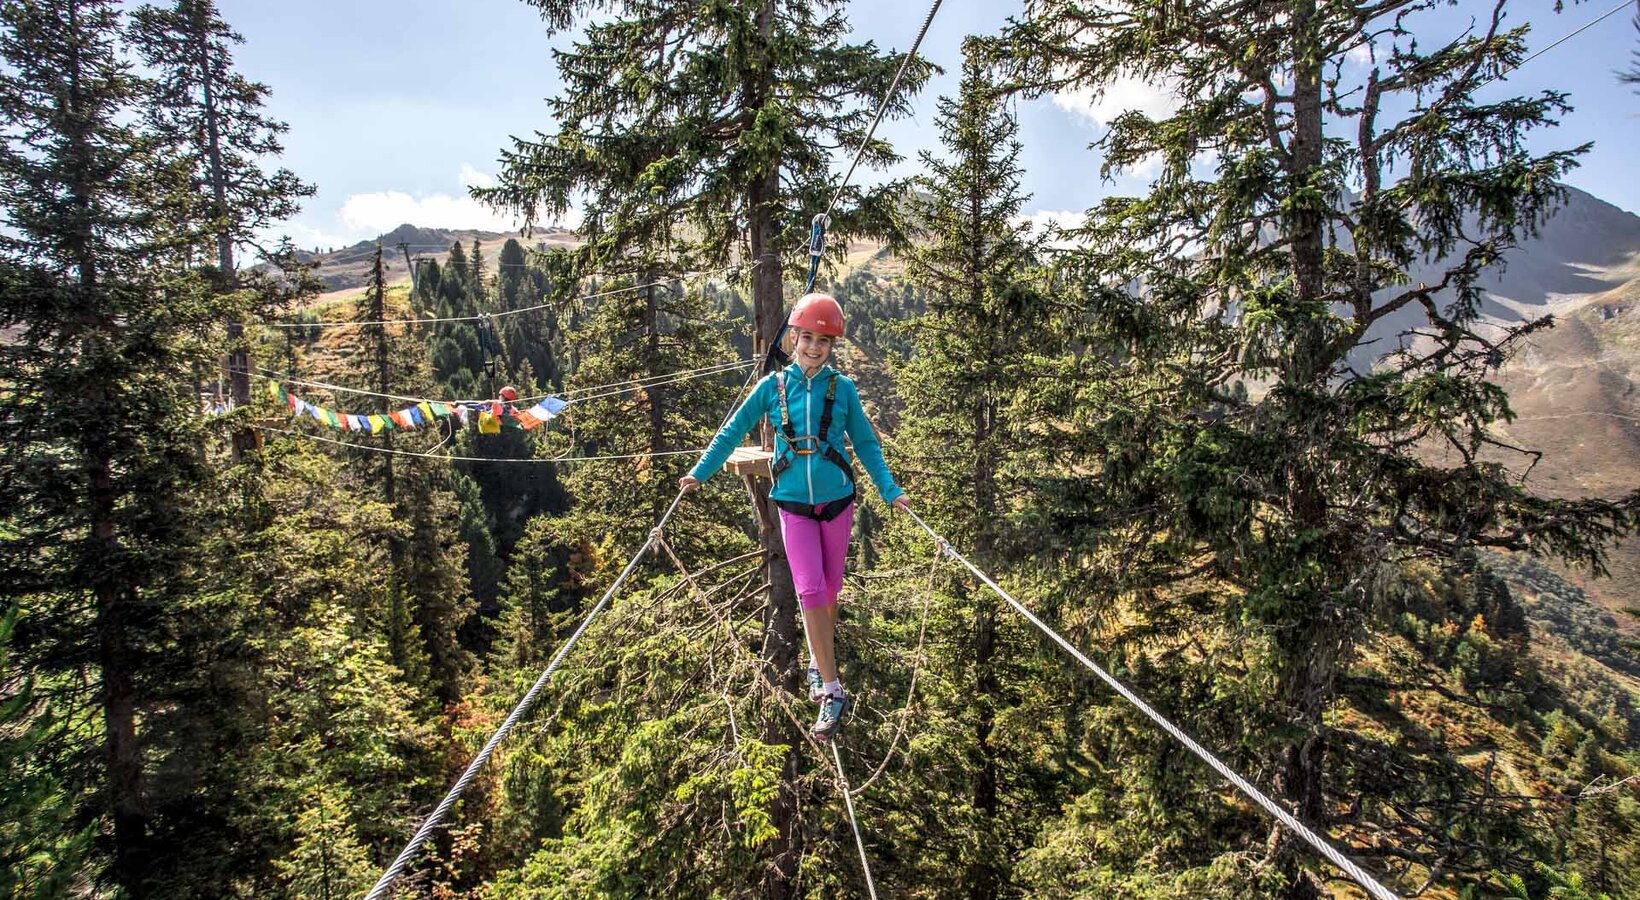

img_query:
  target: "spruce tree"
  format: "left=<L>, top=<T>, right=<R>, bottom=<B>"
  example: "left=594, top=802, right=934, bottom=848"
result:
left=0, top=1, right=219, bottom=890
left=127, top=0, right=313, bottom=458
left=481, top=8, right=930, bottom=886
left=353, top=246, right=475, bottom=707
left=992, top=2, right=1640, bottom=896
left=0, top=603, right=93, bottom=898
left=891, top=47, right=1069, bottom=899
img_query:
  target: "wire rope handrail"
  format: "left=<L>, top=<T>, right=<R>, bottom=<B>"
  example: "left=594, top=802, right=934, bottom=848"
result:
left=898, top=508, right=1402, bottom=900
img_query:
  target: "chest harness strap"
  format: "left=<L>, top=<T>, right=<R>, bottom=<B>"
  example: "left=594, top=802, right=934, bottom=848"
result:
left=771, top=372, right=856, bottom=488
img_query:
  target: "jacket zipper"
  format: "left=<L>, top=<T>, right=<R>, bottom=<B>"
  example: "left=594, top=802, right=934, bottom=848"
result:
left=804, top=369, right=815, bottom=504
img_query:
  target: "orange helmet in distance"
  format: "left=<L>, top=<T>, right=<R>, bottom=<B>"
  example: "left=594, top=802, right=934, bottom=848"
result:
left=788, top=292, right=845, bottom=338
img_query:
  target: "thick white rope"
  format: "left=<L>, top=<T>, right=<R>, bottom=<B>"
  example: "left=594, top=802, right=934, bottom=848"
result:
left=831, top=741, right=879, bottom=900
left=361, top=493, right=686, bottom=900
left=900, top=508, right=1401, bottom=900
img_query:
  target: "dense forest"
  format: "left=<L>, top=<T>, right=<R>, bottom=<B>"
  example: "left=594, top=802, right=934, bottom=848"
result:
left=2, top=1, right=1638, bottom=898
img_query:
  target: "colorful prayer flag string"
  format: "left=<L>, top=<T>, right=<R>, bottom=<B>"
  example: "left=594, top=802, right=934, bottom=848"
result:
left=266, top=382, right=566, bottom=435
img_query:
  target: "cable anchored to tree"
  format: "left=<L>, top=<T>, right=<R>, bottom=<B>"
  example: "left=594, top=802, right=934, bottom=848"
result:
left=822, top=0, right=943, bottom=220
left=260, top=427, right=710, bottom=465
left=898, top=508, right=1403, bottom=900
left=246, top=358, right=753, bottom=408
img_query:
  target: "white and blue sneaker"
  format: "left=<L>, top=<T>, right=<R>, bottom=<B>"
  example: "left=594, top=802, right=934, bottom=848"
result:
left=812, top=690, right=849, bottom=740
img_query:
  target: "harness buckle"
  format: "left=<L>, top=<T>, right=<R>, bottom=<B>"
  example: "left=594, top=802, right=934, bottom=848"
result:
left=790, top=434, right=820, bottom=455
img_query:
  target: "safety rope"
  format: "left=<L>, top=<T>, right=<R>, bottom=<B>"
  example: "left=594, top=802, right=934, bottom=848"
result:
left=847, top=547, right=942, bottom=796
left=650, top=534, right=851, bottom=779
left=362, top=493, right=686, bottom=900
left=269, top=260, right=753, bottom=329
left=831, top=741, right=878, bottom=900
left=762, top=0, right=943, bottom=374
left=560, top=361, right=755, bottom=404
left=363, top=294, right=777, bottom=897
left=897, top=509, right=1401, bottom=900
left=247, top=359, right=753, bottom=411
left=1474, top=0, right=1631, bottom=90
left=822, top=0, right=944, bottom=221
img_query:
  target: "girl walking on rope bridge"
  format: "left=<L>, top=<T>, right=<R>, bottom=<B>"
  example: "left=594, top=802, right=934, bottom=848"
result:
left=680, top=292, right=910, bottom=740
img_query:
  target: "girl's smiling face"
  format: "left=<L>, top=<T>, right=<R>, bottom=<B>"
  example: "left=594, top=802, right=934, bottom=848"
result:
left=792, top=328, right=835, bottom=373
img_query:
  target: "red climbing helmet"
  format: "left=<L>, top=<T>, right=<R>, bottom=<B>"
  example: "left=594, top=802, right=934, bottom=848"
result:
left=788, top=292, right=845, bottom=337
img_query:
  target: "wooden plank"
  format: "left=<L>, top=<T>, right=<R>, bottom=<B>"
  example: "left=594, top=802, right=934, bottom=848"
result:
left=725, top=445, right=772, bottom=478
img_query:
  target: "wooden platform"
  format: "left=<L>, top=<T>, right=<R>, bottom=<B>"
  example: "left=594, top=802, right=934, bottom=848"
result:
left=725, top=445, right=772, bottom=478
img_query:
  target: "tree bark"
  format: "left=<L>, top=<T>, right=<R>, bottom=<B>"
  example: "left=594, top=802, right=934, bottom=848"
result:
left=189, top=4, right=252, bottom=459
left=745, top=3, right=800, bottom=895
left=65, top=2, right=146, bottom=886
left=1269, top=7, right=1331, bottom=899
left=645, top=274, right=668, bottom=522
left=970, top=593, right=1000, bottom=900
left=92, top=445, right=147, bottom=895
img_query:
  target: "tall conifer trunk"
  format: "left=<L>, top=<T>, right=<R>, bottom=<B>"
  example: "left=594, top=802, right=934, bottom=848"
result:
left=61, top=1, right=146, bottom=884
left=1269, top=4, right=1330, bottom=897
left=645, top=276, right=668, bottom=522
left=748, top=111, right=803, bottom=900
left=187, top=0, right=250, bottom=458
left=744, top=5, right=800, bottom=894
left=970, top=393, right=1002, bottom=899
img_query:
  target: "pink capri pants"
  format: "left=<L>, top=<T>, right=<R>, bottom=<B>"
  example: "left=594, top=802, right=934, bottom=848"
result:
left=779, top=503, right=855, bottom=610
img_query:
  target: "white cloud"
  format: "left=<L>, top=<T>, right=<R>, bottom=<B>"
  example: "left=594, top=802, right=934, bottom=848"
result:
left=337, top=189, right=521, bottom=235
left=1051, top=74, right=1179, bottom=179
left=458, top=163, right=496, bottom=189
left=339, top=164, right=523, bottom=235
left=276, top=221, right=352, bottom=254
left=1052, top=74, right=1182, bottom=128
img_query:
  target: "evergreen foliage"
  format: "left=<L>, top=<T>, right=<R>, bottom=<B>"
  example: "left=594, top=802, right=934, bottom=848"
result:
left=0, top=0, right=237, bottom=890
left=481, top=0, right=932, bottom=271
left=890, top=47, right=1078, bottom=898
left=2, top=1, right=1639, bottom=897
left=986, top=2, right=1640, bottom=896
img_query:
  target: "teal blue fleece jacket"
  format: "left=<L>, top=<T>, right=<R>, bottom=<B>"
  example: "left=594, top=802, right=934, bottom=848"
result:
left=690, top=363, right=903, bottom=506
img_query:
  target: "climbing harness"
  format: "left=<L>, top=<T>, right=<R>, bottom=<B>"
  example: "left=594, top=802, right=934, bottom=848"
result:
left=770, top=370, right=856, bottom=495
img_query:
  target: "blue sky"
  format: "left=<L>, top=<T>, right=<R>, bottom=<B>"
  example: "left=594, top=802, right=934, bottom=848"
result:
left=211, top=0, right=1640, bottom=251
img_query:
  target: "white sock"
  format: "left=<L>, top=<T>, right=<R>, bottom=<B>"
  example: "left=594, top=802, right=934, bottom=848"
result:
left=823, top=679, right=843, bottom=698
